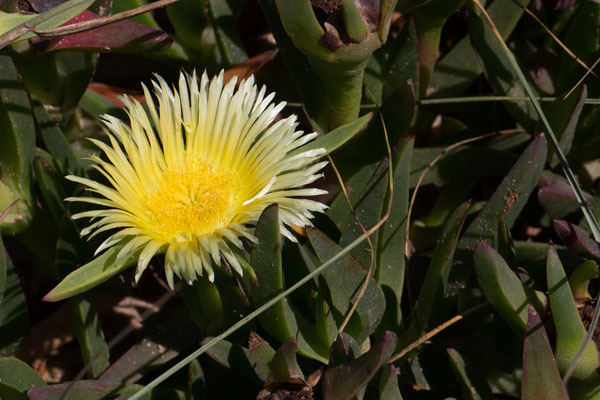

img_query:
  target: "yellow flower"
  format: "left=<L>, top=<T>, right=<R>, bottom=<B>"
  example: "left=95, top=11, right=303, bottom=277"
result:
left=67, top=71, right=327, bottom=288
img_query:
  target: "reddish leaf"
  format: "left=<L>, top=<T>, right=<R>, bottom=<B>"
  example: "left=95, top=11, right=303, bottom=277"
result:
left=37, top=10, right=172, bottom=53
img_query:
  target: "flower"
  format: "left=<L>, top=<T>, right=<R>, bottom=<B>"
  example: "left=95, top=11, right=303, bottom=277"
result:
left=67, top=71, right=327, bottom=288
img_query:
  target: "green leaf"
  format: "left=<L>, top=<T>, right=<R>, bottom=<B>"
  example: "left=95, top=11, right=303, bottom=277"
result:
left=248, top=331, right=276, bottom=382
left=249, top=204, right=328, bottom=362
left=521, top=305, right=569, bottom=400
left=375, top=136, right=413, bottom=331
left=559, top=2, right=600, bottom=81
left=428, top=0, right=530, bottom=96
left=410, top=200, right=470, bottom=335
left=288, top=112, right=372, bottom=158
left=469, top=12, right=538, bottom=131
left=27, top=381, right=185, bottom=400
left=0, top=255, right=28, bottom=356
left=569, top=260, right=598, bottom=303
left=460, top=135, right=547, bottom=249
left=70, top=294, right=110, bottom=378
left=265, top=338, right=305, bottom=388
left=258, top=0, right=329, bottom=129
left=409, top=145, right=516, bottom=188
left=473, top=242, right=528, bottom=336
left=322, top=331, right=398, bottom=400
left=99, top=307, right=202, bottom=383
left=0, top=357, right=46, bottom=394
left=33, top=155, right=67, bottom=224
left=547, top=243, right=600, bottom=381
left=187, top=359, right=206, bottom=400
left=44, top=243, right=138, bottom=302
left=0, top=55, right=35, bottom=234
left=0, top=236, right=6, bottom=302
left=207, top=0, right=247, bottom=67
left=384, top=19, right=418, bottom=99
left=33, top=100, right=83, bottom=176
left=494, top=215, right=516, bottom=269
left=179, top=277, right=224, bottom=334
left=203, top=338, right=267, bottom=385
left=447, top=348, right=494, bottom=400
left=379, top=364, right=403, bottom=400
left=412, top=0, right=464, bottom=95
left=542, top=85, right=587, bottom=168
left=307, top=228, right=386, bottom=343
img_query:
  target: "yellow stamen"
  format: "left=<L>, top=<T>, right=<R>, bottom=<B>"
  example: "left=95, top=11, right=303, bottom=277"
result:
left=147, top=159, right=242, bottom=239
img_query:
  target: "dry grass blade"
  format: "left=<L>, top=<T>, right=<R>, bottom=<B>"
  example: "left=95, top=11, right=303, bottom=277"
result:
left=564, top=56, right=600, bottom=100
left=388, top=303, right=488, bottom=364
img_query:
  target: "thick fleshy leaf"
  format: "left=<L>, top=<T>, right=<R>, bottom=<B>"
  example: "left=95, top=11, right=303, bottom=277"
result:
left=179, top=277, right=224, bottom=334
left=0, top=236, right=6, bottom=302
left=0, top=256, right=29, bottom=356
left=257, top=0, right=329, bottom=129
left=33, top=155, right=67, bottom=224
left=552, top=220, right=600, bottom=261
left=569, top=260, right=598, bottom=303
left=379, top=364, right=403, bottom=400
left=207, top=0, right=247, bottom=67
left=375, top=136, right=414, bottom=331
left=0, top=55, right=35, bottom=234
left=473, top=242, right=528, bottom=336
left=289, top=112, right=372, bottom=158
left=460, top=135, right=547, bottom=249
left=33, top=100, right=82, bottom=176
left=412, top=0, right=465, bottom=95
left=321, top=331, right=398, bottom=400
left=44, top=243, right=138, bottom=302
left=538, top=178, right=591, bottom=219
left=447, top=348, right=494, bottom=400
left=543, top=84, right=587, bottom=167
left=409, top=145, right=517, bottom=188
left=0, top=357, right=46, bottom=399
left=546, top=243, right=600, bottom=381
left=38, top=10, right=172, bottom=53
left=329, top=332, right=360, bottom=367
left=265, top=338, right=305, bottom=388
left=521, top=305, right=569, bottom=400
left=248, top=331, right=276, bottom=381
left=13, top=50, right=95, bottom=110
left=28, top=381, right=185, bottom=400
left=428, top=0, right=530, bottom=96
left=249, top=204, right=328, bottom=362
left=495, top=215, right=517, bottom=269
left=558, top=2, right=600, bottom=81
left=203, top=338, right=267, bottom=385
left=188, top=359, right=206, bottom=400
left=469, top=12, right=537, bottom=132
left=409, top=200, right=470, bottom=336
left=70, top=294, right=110, bottom=378
left=384, top=18, right=418, bottom=99
left=307, top=228, right=386, bottom=343
left=99, top=306, right=201, bottom=383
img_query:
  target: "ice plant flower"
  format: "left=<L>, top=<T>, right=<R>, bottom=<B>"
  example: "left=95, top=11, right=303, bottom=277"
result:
left=67, top=71, right=327, bottom=288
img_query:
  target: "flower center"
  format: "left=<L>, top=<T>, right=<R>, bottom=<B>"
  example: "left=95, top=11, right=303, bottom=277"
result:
left=147, top=159, right=242, bottom=239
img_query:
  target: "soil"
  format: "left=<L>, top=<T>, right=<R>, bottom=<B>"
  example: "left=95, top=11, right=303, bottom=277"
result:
left=578, top=301, right=600, bottom=348
left=256, top=386, right=314, bottom=400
